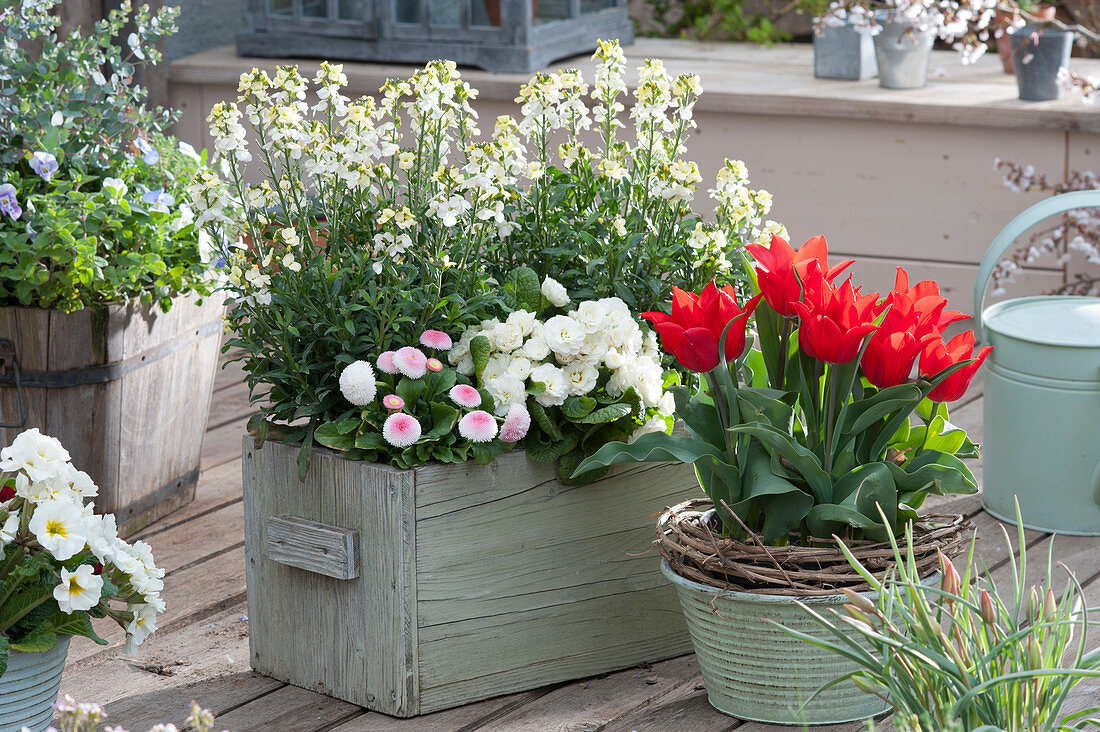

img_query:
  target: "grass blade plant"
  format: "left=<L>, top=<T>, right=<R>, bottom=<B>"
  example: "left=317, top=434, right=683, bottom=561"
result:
left=780, top=503, right=1100, bottom=731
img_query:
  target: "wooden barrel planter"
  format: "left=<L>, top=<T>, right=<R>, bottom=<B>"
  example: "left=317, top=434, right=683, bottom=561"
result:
left=0, top=293, right=225, bottom=535
left=242, top=437, right=696, bottom=717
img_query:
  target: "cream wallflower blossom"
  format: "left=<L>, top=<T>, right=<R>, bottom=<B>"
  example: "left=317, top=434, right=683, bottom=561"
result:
left=54, top=565, right=104, bottom=613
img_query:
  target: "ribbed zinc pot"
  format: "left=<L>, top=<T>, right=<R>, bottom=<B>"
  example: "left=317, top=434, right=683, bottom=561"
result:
left=873, top=18, right=936, bottom=89
left=0, top=636, right=71, bottom=732
left=974, top=190, right=1100, bottom=535
left=661, top=560, right=890, bottom=725
left=814, top=21, right=877, bottom=80
left=1009, top=25, right=1074, bottom=101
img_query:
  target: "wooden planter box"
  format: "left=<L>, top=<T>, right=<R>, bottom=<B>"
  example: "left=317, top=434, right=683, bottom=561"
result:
left=0, top=293, right=225, bottom=534
left=242, top=437, right=696, bottom=717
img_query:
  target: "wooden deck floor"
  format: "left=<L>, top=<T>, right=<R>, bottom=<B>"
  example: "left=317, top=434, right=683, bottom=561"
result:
left=57, top=357, right=1100, bottom=731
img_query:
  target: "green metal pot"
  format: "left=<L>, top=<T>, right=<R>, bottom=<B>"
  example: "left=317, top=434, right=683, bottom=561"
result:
left=661, top=560, right=890, bottom=725
left=974, top=190, right=1100, bottom=535
left=0, top=636, right=71, bottom=732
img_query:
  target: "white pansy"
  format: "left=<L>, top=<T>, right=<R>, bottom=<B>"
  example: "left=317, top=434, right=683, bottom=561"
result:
left=54, top=565, right=103, bottom=613
left=530, top=364, right=568, bottom=407
left=28, top=499, right=88, bottom=561
left=483, top=375, right=526, bottom=417
left=542, top=315, right=586, bottom=358
left=541, top=277, right=569, bottom=307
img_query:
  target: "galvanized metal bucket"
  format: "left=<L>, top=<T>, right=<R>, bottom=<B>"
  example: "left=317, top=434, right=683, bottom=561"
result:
left=974, top=190, right=1100, bottom=535
left=661, top=560, right=891, bottom=725
left=0, top=636, right=71, bottom=732
left=814, top=22, right=878, bottom=81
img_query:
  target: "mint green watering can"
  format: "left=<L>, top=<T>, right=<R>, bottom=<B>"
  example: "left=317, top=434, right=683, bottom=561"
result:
left=975, top=190, right=1100, bottom=535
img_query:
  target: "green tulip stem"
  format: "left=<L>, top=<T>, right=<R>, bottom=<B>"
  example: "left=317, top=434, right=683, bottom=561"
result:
left=776, top=316, right=792, bottom=391
left=824, top=367, right=838, bottom=474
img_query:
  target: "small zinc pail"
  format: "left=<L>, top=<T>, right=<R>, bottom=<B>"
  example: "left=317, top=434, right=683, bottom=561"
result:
left=0, top=636, right=71, bottom=732
left=974, top=190, right=1100, bottom=535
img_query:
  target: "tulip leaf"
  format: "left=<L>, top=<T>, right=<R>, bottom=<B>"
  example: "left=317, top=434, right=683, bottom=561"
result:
left=892, top=451, right=979, bottom=496
left=673, top=386, right=725, bottom=448
left=805, top=503, right=882, bottom=540
left=833, top=463, right=898, bottom=529
left=572, top=433, right=726, bottom=477
left=842, top=384, right=922, bottom=439
left=728, top=423, right=832, bottom=504
left=741, top=441, right=813, bottom=541
left=737, top=389, right=795, bottom=432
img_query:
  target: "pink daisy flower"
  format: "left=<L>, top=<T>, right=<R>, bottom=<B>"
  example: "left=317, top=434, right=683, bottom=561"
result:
left=393, top=346, right=428, bottom=379
left=420, top=330, right=453, bottom=351
left=382, top=394, right=405, bottom=410
left=459, top=410, right=498, bottom=443
left=377, top=351, right=398, bottom=375
left=426, top=357, right=443, bottom=372
left=382, top=412, right=422, bottom=448
left=499, top=403, right=532, bottom=443
left=449, top=384, right=481, bottom=409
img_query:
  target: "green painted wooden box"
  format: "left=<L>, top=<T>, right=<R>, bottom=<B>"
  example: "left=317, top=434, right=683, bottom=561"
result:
left=242, top=436, right=696, bottom=717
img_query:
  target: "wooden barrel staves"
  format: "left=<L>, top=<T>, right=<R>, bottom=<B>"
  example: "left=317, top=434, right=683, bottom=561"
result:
left=0, top=292, right=225, bottom=535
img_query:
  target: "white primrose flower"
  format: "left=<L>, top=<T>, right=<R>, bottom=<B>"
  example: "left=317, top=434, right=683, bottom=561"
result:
left=542, top=315, right=587, bottom=358
left=541, top=277, right=569, bottom=307
left=124, top=603, right=160, bottom=653
left=481, top=354, right=512, bottom=383
left=522, top=327, right=551, bottom=361
left=0, top=510, right=18, bottom=545
left=339, top=360, right=378, bottom=406
left=28, top=499, right=88, bottom=561
left=489, top=322, right=524, bottom=353
left=505, top=356, right=533, bottom=380
left=530, top=364, right=568, bottom=407
left=562, top=360, right=599, bottom=396
left=484, top=375, right=526, bottom=417
left=573, top=300, right=608, bottom=334
left=506, top=310, right=537, bottom=337
left=0, top=427, right=71, bottom=482
left=54, top=565, right=103, bottom=613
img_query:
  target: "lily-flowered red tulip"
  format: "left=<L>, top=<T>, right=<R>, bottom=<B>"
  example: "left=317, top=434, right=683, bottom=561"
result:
left=790, top=263, right=879, bottom=365
left=642, top=282, right=762, bottom=373
left=746, top=234, right=854, bottom=317
left=886, top=267, right=969, bottom=333
left=861, top=305, right=940, bottom=389
left=919, top=330, right=993, bottom=402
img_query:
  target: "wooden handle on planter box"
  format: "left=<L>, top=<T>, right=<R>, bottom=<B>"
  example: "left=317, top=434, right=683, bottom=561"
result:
left=265, top=515, right=360, bottom=580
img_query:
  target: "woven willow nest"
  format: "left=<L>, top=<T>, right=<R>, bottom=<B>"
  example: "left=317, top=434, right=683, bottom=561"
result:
left=657, top=498, right=972, bottom=596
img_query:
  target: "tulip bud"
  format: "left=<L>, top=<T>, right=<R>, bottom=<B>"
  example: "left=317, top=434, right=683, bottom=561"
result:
left=851, top=674, right=878, bottom=695
left=1027, top=586, right=1040, bottom=624
left=1043, top=588, right=1057, bottom=622
left=980, top=589, right=998, bottom=628
left=939, top=550, right=961, bottom=597
left=844, top=605, right=874, bottom=626
left=1027, top=636, right=1043, bottom=669
left=842, top=587, right=876, bottom=615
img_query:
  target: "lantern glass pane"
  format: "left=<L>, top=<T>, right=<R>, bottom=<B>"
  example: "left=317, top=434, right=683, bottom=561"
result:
left=338, top=0, right=366, bottom=19
left=302, top=0, right=328, bottom=16
left=394, top=0, right=422, bottom=23
left=269, top=0, right=293, bottom=14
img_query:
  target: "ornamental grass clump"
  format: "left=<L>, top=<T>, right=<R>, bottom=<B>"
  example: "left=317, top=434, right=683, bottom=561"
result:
left=0, top=0, right=217, bottom=313
left=193, top=40, right=780, bottom=474
left=579, top=234, right=986, bottom=559
left=785, top=505, right=1100, bottom=731
left=0, top=429, right=164, bottom=670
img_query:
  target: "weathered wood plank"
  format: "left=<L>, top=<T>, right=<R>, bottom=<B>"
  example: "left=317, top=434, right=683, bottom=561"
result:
left=133, top=459, right=243, bottom=541
left=328, top=690, right=550, bottom=732
left=0, top=308, right=50, bottom=444
left=201, top=414, right=252, bottom=471
left=265, top=514, right=359, bottom=580
left=209, top=683, right=362, bottom=732
left=600, top=679, right=738, bottom=732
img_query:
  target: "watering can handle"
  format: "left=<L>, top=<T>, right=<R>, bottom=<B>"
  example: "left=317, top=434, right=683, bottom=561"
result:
left=973, top=190, right=1100, bottom=341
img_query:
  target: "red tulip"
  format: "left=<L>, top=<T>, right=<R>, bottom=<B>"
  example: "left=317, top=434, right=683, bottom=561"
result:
left=790, top=263, right=879, bottom=365
left=861, top=306, right=940, bottom=388
left=643, top=282, right=762, bottom=373
left=888, top=267, right=969, bottom=334
left=746, top=235, right=854, bottom=317
left=919, top=330, right=993, bottom=402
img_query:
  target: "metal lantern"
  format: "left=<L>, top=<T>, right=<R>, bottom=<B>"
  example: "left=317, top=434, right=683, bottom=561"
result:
left=237, top=0, right=634, bottom=73
left=974, top=190, right=1100, bottom=535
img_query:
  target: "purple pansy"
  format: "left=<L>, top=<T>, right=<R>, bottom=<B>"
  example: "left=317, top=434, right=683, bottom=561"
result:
left=135, top=137, right=160, bottom=165
left=141, top=187, right=175, bottom=213
left=0, top=184, right=22, bottom=221
left=29, top=151, right=58, bottom=182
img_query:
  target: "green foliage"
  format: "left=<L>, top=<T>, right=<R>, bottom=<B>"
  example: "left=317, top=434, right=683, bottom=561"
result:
left=783, top=506, right=1100, bottom=731
left=643, top=0, right=793, bottom=45
left=0, top=0, right=214, bottom=312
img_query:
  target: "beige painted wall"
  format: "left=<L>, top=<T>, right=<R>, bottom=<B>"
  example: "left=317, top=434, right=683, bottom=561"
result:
left=169, top=40, right=1100, bottom=316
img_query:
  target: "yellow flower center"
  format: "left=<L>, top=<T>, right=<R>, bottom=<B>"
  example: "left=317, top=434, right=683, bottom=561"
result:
left=67, top=578, right=84, bottom=595
left=46, top=519, right=67, bottom=538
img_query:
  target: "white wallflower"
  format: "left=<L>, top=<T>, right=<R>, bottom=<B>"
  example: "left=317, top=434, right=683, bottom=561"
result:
left=54, top=565, right=103, bottom=613
left=530, top=364, right=568, bottom=407
left=339, top=360, right=378, bottom=406
left=28, top=499, right=88, bottom=561
left=483, top=375, right=527, bottom=417
left=542, top=315, right=586, bottom=358
left=541, top=277, right=569, bottom=307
